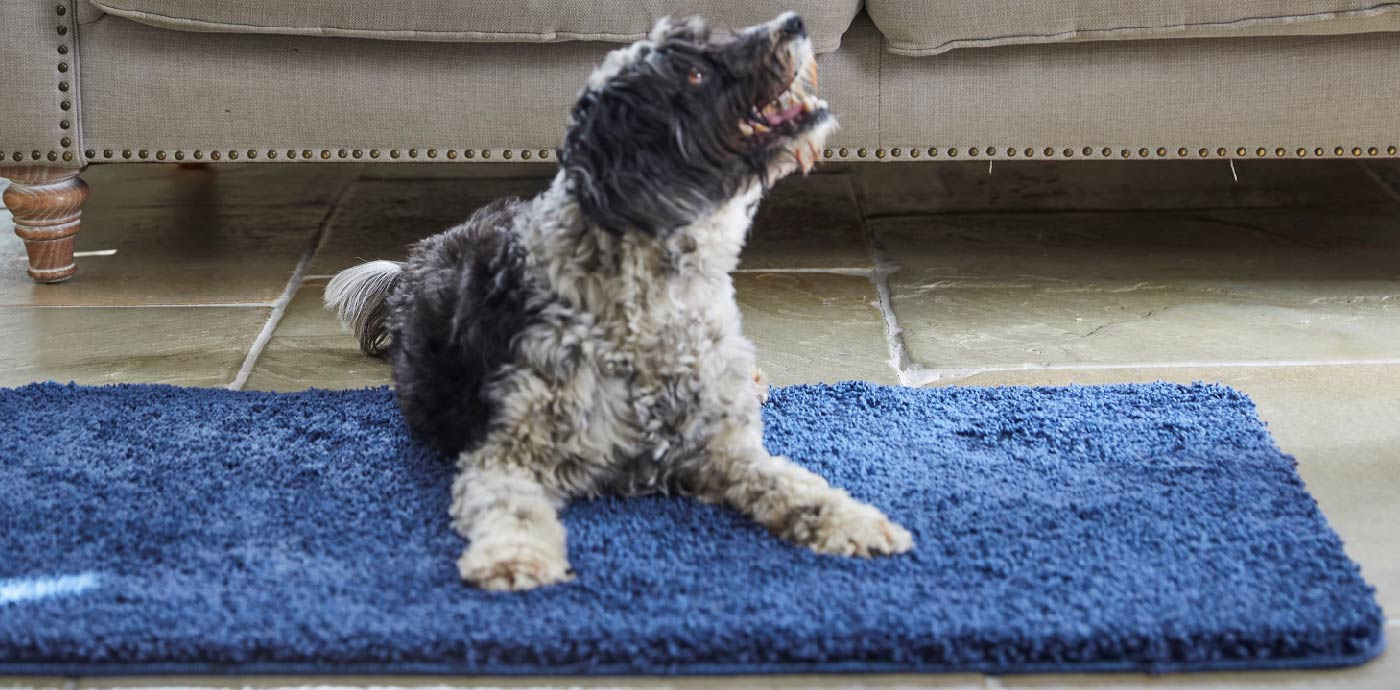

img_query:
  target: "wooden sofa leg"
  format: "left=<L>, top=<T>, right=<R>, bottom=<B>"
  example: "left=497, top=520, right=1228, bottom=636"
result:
left=1, top=167, right=88, bottom=283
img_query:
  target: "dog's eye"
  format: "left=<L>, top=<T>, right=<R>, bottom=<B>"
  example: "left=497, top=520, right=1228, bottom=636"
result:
left=687, top=68, right=705, bottom=85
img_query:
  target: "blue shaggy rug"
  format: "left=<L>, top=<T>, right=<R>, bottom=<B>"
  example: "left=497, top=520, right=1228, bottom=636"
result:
left=0, top=381, right=1384, bottom=676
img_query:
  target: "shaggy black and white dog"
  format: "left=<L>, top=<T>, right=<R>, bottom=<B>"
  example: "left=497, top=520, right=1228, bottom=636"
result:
left=326, top=13, right=912, bottom=591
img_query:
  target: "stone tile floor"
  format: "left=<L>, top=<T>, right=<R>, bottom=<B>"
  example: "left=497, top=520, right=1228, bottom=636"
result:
left=2, top=159, right=1399, bottom=688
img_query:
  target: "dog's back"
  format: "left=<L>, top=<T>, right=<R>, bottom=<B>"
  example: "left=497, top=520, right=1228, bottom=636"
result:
left=326, top=197, right=538, bottom=456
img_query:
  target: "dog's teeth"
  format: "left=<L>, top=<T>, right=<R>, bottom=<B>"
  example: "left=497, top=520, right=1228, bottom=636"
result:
left=751, top=122, right=770, bottom=133
left=802, top=97, right=814, bottom=113
left=738, top=121, right=754, bottom=138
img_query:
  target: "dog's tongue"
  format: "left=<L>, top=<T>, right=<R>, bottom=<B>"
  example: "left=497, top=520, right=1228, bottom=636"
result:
left=769, top=101, right=806, bottom=126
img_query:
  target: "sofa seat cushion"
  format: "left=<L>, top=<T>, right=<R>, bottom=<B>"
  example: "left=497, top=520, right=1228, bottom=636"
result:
left=87, top=0, right=861, bottom=53
left=868, top=0, right=1400, bottom=56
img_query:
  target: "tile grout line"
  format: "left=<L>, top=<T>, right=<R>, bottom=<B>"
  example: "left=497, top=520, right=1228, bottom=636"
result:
left=905, top=357, right=1400, bottom=387
left=847, top=173, right=933, bottom=387
left=732, top=266, right=873, bottom=275
left=226, top=172, right=361, bottom=391
left=858, top=199, right=1400, bottom=224
left=4, top=303, right=276, bottom=309
left=1358, top=160, right=1400, bottom=205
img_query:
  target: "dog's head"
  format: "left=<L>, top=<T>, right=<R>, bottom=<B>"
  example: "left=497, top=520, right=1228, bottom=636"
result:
left=561, top=12, right=836, bottom=237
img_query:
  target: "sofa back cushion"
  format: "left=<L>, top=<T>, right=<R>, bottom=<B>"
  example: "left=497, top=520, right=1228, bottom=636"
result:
left=868, top=0, right=1400, bottom=56
left=88, top=0, right=861, bottom=53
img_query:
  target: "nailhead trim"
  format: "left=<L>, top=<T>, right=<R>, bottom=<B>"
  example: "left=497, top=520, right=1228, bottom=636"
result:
left=54, top=3, right=78, bottom=164
left=779, top=145, right=1400, bottom=161
left=59, top=144, right=1400, bottom=166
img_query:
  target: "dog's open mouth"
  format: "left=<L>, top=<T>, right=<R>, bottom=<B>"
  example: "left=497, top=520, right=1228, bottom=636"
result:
left=737, top=54, right=828, bottom=164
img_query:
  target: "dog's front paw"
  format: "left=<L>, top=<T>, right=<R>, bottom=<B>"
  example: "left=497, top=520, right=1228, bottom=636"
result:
left=458, top=538, right=573, bottom=591
left=753, top=367, right=771, bottom=405
left=795, top=497, right=914, bottom=558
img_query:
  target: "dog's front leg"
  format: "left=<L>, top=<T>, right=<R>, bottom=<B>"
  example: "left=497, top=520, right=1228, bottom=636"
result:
left=450, top=464, right=573, bottom=591
left=694, top=426, right=914, bottom=557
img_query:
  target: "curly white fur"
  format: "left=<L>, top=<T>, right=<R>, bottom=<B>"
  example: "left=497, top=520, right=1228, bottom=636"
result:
left=328, top=14, right=912, bottom=591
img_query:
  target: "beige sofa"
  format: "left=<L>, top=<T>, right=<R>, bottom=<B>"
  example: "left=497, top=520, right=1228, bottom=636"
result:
left=3, top=0, right=1399, bottom=282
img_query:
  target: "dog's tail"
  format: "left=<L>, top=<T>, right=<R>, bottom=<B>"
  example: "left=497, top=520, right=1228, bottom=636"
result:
left=325, top=260, right=404, bottom=357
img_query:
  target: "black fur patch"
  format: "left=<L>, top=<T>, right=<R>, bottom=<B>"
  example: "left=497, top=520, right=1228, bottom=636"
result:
left=388, top=198, right=542, bottom=456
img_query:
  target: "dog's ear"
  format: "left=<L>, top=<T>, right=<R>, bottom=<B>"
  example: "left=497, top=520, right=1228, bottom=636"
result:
left=560, top=80, right=713, bottom=237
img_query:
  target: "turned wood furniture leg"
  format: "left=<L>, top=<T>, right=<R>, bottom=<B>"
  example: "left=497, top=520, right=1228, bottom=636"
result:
left=1, top=167, right=88, bottom=283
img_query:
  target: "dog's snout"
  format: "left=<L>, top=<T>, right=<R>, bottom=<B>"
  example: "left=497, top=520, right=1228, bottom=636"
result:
left=778, top=14, right=806, bottom=41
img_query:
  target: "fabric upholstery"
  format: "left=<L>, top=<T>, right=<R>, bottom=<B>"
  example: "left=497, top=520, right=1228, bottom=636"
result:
left=868, top=0, right=1400, bottom=56
left=76, top=13, right=880, bottom=162
left=75, top=12, right=1400, bottom=164
left=877, top=31, right=1400, bottom=156
left=0, top=1, right=83, bottom=169
left=86, top=0, right=861, bottom=54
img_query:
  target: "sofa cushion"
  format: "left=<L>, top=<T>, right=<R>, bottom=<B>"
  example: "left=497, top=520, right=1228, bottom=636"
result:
left=87, top=0, right=861, bottom=53
left=868, top=0, right=1400, bottom=56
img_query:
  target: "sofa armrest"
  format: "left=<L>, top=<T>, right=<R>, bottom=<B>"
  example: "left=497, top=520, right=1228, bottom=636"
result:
left=1, top=1, right=83, bottom=169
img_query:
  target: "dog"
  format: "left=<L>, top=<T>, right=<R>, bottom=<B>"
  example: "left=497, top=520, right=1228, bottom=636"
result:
left=326, top=12, right=913, bottom=591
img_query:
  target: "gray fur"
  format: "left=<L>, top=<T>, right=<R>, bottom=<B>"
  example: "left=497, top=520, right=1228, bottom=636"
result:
left=327, top=13, right=912, bottom=591
left=324, top=259, right=405, bottom=357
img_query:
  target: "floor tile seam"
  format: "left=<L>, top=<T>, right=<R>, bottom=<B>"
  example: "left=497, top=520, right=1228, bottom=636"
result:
left=859, top=201, right=1400, bottom=223
left=226, top=172, right=362, bottom=391
left=903, top=358, right=1400, bottom=386
left=846, top=173, right=919, bottom=385
left=1359, top=162, right=1400, bottom=205
left=0, top=303, right=276, bottom=309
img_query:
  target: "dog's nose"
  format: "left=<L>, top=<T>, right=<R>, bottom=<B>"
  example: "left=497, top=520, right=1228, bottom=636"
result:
left=778, top=14, right=806, bottom=41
